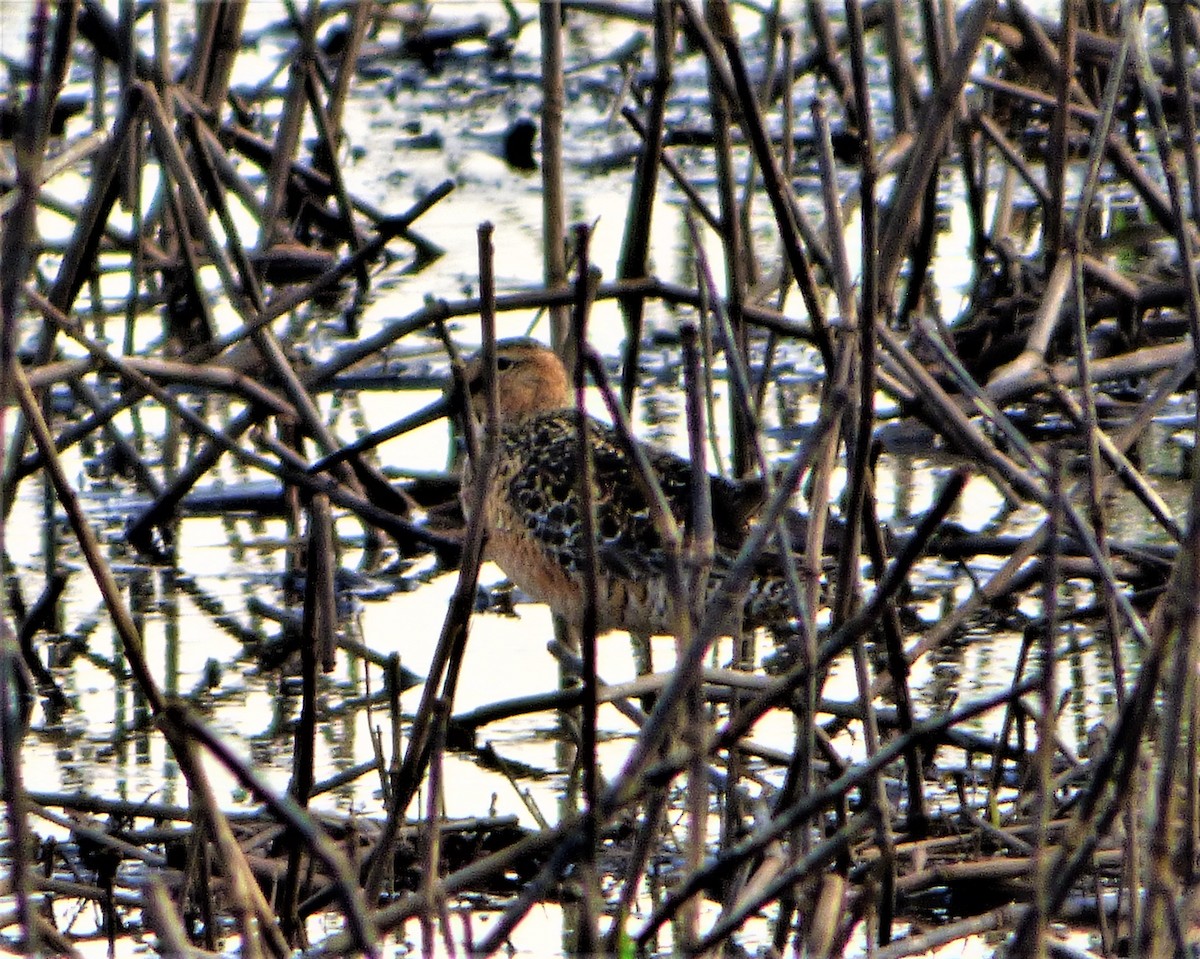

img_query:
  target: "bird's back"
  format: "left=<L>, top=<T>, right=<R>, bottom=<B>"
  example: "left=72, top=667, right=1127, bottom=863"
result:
left=461, top=338, right=795, bottom=635
left=483, top=409, right=789, bottom=634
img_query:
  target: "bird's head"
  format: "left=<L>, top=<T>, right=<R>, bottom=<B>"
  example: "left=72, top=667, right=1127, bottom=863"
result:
left=465, top=337, right=571, bottom=425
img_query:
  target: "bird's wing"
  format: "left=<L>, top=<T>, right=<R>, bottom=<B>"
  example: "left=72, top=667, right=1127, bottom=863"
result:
left=501, top=413, right=758, bottom=579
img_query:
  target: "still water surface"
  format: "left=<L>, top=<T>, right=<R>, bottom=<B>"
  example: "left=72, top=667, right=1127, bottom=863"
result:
left=3, top=1, right=1185, bottom=954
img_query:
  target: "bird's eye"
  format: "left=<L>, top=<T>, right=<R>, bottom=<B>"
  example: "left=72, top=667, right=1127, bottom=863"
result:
left=496, top=357, right=515, bottom=371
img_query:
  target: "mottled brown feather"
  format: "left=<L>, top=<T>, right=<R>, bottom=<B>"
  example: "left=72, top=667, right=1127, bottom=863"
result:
left=463, top=338, right=791, bottom=634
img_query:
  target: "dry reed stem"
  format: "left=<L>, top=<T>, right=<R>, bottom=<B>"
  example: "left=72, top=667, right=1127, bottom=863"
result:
left=879, top=0, right=997, bottom=295
left=360, top=224, right=501, bottom=906
left=679, top=322, right=712, bottom=944
left=620, top=107, right=720, bottom=231
left=566, top=222, right=603, bottom=955
left=164, top=703, right=377, bottom=954
left=11, top=181, right=442, bottom=476
left=21, top=290, right=445, bottom=557
left=837, top=0, right=900, bottom=868
left=616, top=0, right=673, bottom=410
left=540, top=0, right=568, bottom=352
left=689, top=0, right=839, bottom=370
left=8, top=0, right=1200, bottom=952
left=704, top=0, right=752, bottom=488
left=637, top=681, right=1035, bottom=945
left=418, top=697, right=448, bottom=958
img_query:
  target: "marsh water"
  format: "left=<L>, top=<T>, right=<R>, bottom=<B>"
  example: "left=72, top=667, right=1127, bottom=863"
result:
left=2, top=1, right=1191, bottom=955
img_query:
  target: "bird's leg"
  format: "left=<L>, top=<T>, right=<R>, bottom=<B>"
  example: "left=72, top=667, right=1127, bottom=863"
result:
left=629, top=630, right=655, bottom=713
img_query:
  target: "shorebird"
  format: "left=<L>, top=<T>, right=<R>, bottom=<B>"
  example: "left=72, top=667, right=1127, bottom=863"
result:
left=461, top=338, right=794, bottom=635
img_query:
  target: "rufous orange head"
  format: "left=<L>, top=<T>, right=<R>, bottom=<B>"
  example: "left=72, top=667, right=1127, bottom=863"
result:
left=466, top=338, right=571, bottom=424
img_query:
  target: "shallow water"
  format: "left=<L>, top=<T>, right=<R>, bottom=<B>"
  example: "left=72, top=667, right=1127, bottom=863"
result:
left=3, top=1, right=1190, bottom=955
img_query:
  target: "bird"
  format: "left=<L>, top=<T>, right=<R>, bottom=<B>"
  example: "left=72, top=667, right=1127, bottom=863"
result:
left=459, top=337, right=796, bottom=636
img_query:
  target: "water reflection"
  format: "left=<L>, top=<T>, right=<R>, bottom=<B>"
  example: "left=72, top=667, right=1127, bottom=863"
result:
left=18, top=376, right=1181, bottom=811
left=4, top=1, right=1192, bottom=952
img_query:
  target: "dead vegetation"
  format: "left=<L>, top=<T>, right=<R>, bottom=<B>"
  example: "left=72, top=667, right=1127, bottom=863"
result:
left=1, top=0, right=1199, bottom=956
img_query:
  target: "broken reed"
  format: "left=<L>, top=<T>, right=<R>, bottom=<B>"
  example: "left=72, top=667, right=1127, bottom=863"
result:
left=1, top=0, right=1198, bottom=956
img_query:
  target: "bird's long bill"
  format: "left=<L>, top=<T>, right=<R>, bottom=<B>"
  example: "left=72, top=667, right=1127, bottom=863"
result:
left=307, top=394, right=453, bottom=475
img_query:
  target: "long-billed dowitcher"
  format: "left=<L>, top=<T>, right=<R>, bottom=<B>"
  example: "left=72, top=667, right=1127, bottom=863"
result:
left=462, top=338, right=793, bottom=635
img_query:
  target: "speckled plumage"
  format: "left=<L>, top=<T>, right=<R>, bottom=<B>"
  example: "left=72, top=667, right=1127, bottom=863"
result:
left=463, top=339, right=793, bottom=635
